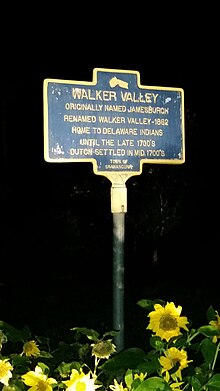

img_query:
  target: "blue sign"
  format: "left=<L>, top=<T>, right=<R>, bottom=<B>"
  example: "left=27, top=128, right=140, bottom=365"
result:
left=43, top=68, right=185, bottom=175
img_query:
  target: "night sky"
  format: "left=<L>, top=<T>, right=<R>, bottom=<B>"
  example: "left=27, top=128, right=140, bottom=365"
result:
left=0, top=13, right=218, bottom=348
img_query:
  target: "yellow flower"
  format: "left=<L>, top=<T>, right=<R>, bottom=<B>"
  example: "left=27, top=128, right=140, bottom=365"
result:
left=133, top=372, right=147, bottom=381
left=91, top=340, right=116, bottom=359
left=0, top=359, right=13, bottom=386
left=159, top=347, right=192, bottom=381
left=164, top=372, right=184, bottom=390
left=109, top=378, right=128, bottom=391
left=170, top=381, right=184, bottom=391
left=21, top=365, right=57, bottom=391
left=147, top=302, right=189, bottom=342
left=62, top=368, right=101, bottom=391
left=209, top=311, right=220, bottom=343
left=23, top=340, right=40, bottom=357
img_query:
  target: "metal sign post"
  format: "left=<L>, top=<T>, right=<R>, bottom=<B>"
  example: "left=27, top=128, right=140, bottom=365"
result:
left=43, top=68, right=185, bottom=351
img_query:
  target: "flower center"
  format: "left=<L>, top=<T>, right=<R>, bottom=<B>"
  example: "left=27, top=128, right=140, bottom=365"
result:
left=37, top=380, right=48, bottom=391
left=160, top=315, right=177, bottom=331
left=76, top=381, right=86, bottom=391
left=171, top=358, right=179, bottom=367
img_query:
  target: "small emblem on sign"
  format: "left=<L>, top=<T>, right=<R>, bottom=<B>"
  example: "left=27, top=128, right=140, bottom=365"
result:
left=109, top=77, right=128, bottom=89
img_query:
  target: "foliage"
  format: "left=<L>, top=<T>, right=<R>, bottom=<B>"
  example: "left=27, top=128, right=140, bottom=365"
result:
left=0, top=298, right=220, bottom=391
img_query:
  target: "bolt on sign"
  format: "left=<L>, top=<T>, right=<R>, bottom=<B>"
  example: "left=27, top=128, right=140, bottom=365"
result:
left=43, top=68, right=185, bottom=212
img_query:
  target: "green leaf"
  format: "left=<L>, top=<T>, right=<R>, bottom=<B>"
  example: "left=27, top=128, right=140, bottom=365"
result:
left=131, top=378, right=142, bottom=389
left=206, top=373, right=220, bottom=390
left=190, top=375, right=202, bottom=391
left=137, top=360, right=161, bottom=376
left=36, top=362, right=50, bottom=375
left=135, top=377, right=170, bottom=391
left=10, top=377, right=26, bottom=391
left=103, top=330, right=119, bottom=338
left=206, top=306, right=217, bottom=322
left=0, top=321, right=31, bottom=343
left=11, top=354, right=31, bottom=374
left=149, top=336, right=164, bottom=350
left=55, top=361, right=81, bottom=376
left=70, top=327, right=100, bottom=341
left=50, top=340, right=81, bottom=366
left=38, top=350, right=53, bottom=358
left=200, top=338, right=216, bottom=364
left=124, top=369, right=134, bottom=389
left=11, top=354, right=30, bottom=367
left=100, top=348, right=147, bottom=377
left=137, top=299, right=165, bottom=311
left=198, top=325, right=220, bottom=337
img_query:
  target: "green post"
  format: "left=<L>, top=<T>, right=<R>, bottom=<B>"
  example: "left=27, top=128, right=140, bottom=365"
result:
left=111, top=183, right=127, bottom=351
left=112, top=212, right=125, bottom=351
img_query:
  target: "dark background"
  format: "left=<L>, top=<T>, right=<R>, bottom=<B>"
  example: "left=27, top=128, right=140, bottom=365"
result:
left=0, top=11, right=218, bottom=348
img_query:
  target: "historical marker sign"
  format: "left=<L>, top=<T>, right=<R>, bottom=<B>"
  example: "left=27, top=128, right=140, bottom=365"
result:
left=43, top=68, right=185, bottom=176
